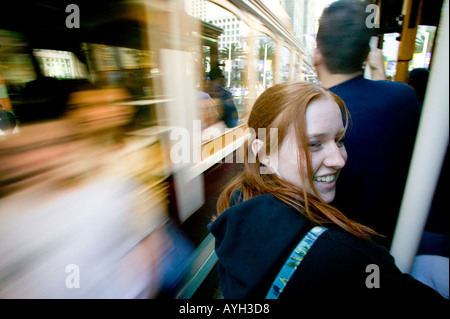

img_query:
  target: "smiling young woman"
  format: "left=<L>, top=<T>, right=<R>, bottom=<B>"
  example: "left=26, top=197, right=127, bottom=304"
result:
left=209, top=81, right=444, bottom=301
left=215, top=81, right=375, bottom=240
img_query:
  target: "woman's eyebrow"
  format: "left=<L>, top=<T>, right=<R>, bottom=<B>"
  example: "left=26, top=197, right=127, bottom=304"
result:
left=308, top=130, right=345, bottom=139
left=308, top=133, right=328, bottom=139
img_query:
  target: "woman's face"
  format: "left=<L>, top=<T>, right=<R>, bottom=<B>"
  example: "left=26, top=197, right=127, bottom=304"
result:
left=270, top=96, right=347, bottom=203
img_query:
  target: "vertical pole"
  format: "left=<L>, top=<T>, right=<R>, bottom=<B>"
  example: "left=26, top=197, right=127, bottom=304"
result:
left=289, top=48, right=295, bottom=81
left=298, top=54, right=303, bottom=81
left=262, top=42, right=268, bottom=88
left=210, top=41, right=219, bottom=70
left=228, top=42, right=232, bottom=88
left=394, top=0, right=423, bottom=82
left=273, top=39, right=280, bottom=85
left=245, top=30, right=257, bottom=113
left=390, top=0, right=449, bottom=273
left=420, top=31, right=429, bottom=67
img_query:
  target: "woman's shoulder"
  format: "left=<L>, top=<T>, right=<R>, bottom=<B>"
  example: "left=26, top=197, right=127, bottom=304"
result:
left=308, top=227, right=397, bottom=279
left=210, top=193, right=313, bottom=299
left=211, top=193, right=309, bottom=235
left=281, top=227, right=444, bottom=302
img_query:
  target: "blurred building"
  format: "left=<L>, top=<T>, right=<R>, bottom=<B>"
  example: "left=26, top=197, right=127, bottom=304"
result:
left=208, top=15, right=245, bottom=51
left=280, top=0, right=316, bottom=68
left=184, top=0, right=208, bottom=21
left=33, top=50, right=76, bottom=79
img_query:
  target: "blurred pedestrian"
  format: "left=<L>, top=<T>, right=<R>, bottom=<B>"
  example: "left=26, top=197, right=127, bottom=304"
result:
left=207, top=66, right=239, bottom=128
left=0, top=87, right=194, bottom=298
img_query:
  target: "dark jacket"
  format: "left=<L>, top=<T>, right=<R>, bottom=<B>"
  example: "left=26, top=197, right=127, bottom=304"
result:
left=329, top=75, right=422, bottom=248
left=209, top=194, right=444, bottom=302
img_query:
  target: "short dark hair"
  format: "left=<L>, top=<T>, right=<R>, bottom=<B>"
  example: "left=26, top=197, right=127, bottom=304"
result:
left=317, top=0, right=375, bottom=74
left=209, top=66, right=225, bottom=81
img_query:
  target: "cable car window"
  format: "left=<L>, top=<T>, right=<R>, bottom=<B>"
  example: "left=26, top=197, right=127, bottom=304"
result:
left=409, top=25, right=436, bottom=70
left=256, top=34, right=275, bottom=94
left=294, top=53, right=300, bottom=80
left=186, top=1, right=247, bottom=141
left=280, top=46, right=291, bottom=82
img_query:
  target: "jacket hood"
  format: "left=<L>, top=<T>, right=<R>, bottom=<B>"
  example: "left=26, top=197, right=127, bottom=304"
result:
left=209, top=193, right=311, bottom=298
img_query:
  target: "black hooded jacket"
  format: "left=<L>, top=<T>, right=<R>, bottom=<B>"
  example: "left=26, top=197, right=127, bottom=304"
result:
left=209, top=193, right=444, bottom=302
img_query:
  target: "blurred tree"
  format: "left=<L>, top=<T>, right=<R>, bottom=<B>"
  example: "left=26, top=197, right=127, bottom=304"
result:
left=258, top=41, right=275, bottom=60
left=219, top=43, right=245, bottom=61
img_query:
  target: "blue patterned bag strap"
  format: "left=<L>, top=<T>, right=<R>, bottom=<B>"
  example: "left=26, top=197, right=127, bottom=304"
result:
left=266, top=226, right=327, bottom=299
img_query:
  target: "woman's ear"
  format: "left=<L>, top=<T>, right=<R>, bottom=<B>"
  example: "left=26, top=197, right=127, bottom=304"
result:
left=251, top=139, right=269, bottom=165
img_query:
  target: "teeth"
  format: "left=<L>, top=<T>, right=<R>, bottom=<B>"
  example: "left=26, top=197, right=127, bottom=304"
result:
left=314, top=174, right=336, bottom=183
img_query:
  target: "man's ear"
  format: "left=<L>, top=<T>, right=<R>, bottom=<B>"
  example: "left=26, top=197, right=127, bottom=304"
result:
left=251, top=139, right=269, bottom=165
left=313, top=47, right=323, bottom=68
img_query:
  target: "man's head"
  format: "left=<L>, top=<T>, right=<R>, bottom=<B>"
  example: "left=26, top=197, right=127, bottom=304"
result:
left=314, top=0, right=374, bottom=75
left=209, top=66, right=226, bottom=86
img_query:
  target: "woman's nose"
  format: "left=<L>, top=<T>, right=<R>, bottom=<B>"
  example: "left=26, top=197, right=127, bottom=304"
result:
left=324, top=143, right=347, bottom=168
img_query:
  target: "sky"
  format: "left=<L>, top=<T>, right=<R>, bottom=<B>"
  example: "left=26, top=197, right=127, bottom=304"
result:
left=315, top=0, right=338, bottom=19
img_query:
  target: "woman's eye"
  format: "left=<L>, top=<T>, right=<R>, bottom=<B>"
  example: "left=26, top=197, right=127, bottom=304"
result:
left=336, top=138, right=345, bottom=147
left=309, top=142, right=322, bottom=150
